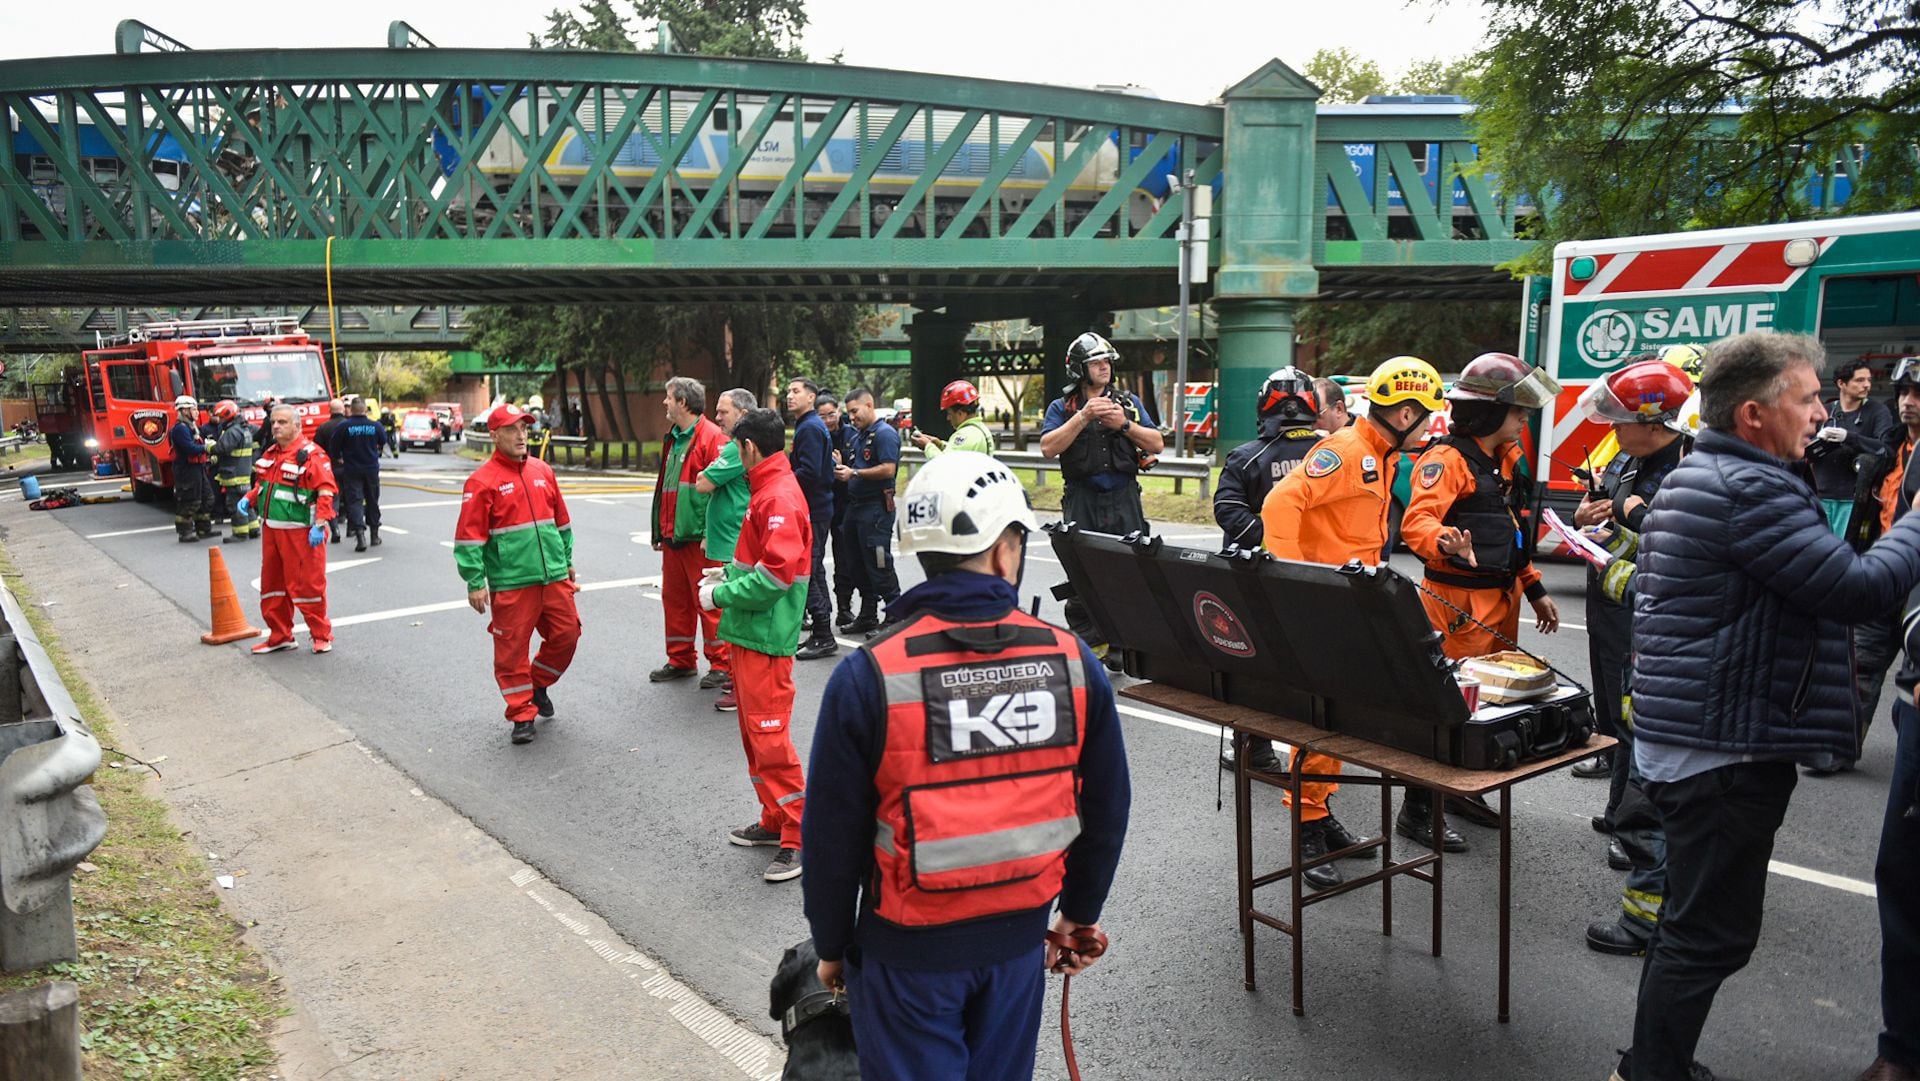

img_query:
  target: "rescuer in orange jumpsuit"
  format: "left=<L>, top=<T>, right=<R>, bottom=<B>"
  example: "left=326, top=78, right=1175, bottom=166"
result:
left=1259, top=355, right=1445, bottom=883
left=1400, top=352, right=1562, bottom=842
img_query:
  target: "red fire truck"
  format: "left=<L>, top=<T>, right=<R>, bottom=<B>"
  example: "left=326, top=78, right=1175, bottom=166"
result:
left=33, top=317, right=334, bottom=502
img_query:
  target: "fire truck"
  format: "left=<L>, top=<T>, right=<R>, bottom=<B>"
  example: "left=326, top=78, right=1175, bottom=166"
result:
left=1520, top=210, right=1920, bottom=554
left=33, top=317, right=335, bottom=502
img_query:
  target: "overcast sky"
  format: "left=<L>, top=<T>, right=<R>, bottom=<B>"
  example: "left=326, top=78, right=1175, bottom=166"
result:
left=2, top=0, right=1492, bottom=106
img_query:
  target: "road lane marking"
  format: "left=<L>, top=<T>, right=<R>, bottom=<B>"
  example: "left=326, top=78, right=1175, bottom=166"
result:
left=251, top=557, right=382, bottom=591
left=275, top=575, right=665, bottom=633
left=381, top=499, right=462, bottom=509
left=1770, top=860, right=1876, bottom=897
left=439, top=540, right=455, bottom=548
left=84, top=525, right=176, bottom=539
left=377, top=525, right=409, bottom=535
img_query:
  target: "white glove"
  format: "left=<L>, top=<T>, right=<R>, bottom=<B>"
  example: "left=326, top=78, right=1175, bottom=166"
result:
left=698, top=581, right=719, bottom=611
left=1818, top=426, right=1848, bottom=443
left=700, top=565, right=727, bottom=584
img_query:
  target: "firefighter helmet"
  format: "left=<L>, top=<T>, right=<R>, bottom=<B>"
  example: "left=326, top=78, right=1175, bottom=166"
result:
left=940, top=380, right=981, bottom=410
left=1660, top=343, right=1706, bottom=380
left=1448, top=352, right=1562, bottom=409
left=173, top=394, right=196, bottom=412
left=1366, top=356, right=1445, bottom=412
left=212, top=400, right=239, bottom=421
left=1577, top=360, right=1694, bottom=427
left=1065, top=332, right=1120, bottom=385
left=1257, top=367, right=1321, bottom=422
left=1893, top=357, right=1920, bottom=392
left=896, top=450, right=1039, bottom=558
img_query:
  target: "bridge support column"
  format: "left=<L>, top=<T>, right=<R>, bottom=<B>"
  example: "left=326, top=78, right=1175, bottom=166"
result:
left=906, top=312, right=971, bottom=441
left=1214, top=59, right=1323, bottom=449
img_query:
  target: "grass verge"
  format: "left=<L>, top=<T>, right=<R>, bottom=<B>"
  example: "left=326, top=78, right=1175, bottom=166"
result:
left=0, top=547, right=284, bottom=1080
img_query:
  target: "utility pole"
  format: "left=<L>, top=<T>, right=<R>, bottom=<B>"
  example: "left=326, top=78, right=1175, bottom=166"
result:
left=1172, top=171, right=1210, bottom=458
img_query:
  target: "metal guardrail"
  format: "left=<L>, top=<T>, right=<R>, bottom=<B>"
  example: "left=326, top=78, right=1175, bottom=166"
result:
left=902, top=447, right=1214, bottom=498
left=0, top=582, right=106, bottom=974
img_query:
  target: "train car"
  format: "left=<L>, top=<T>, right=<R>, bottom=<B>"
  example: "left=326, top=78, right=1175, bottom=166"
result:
left=7, top=96, right=193, bottom=239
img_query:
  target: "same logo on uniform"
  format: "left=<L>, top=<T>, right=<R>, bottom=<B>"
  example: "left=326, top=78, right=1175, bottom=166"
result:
left=1302, top=447, right=1342, bottom=478
left=1193, top=591, right=1256, bottom=658
left=1418, top=462, right=1446, bottom=489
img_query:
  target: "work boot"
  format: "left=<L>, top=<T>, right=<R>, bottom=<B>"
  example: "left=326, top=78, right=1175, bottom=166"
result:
left=511, top=720, right=536, bottom=745
left=1609, top=1051, right=1725, bottom=1081
left=177, top=532, right=198, bottom=544
left=1572, top=751, right=1614, bottom=778
left=1299, top=820, right=1341, bottom=890
left=796, top=635, right=839, bottom=661
left=532, top=685, right=554, bottom=719
left=1445, top=793, right=1501, bottom=829
left=1219, top=741, right=1285, bottom=774
left=1607, top=838, right=1631, bottom=871
left=1856, top=1056, right=1920, bottom=1081
left=698, top=669, right=731, bottom=690
left=1592, top=814, right=1614, bottom=834
left=223, top=532, right=250, bottom=544
left=649, top=664, right=697, bottom=683
left=848, top=612, right=880, bottom=636
left=353, top=529, right=367, bottom=553
left=835, top=606, right=856, bottom=630
left=369, top=527, right=382, bottom=547
left=1319, top=802, right=1377, bottom=860
left=1396, top=793, right=1468, bottom=852
left=1586, top=920, right=1649, bottom=956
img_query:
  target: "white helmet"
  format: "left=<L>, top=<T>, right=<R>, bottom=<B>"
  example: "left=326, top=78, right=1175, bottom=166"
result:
left=173, top=395, right=196, bottom=411
left=896, top=451, right=1038, bottom=557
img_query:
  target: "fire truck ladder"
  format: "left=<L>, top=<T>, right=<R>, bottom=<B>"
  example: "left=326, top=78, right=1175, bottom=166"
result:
left=99, top=316, right=305, bottom=348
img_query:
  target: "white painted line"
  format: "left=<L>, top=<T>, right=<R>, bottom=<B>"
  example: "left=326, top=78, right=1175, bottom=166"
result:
left=1771, top=859, right=1876, bottom=898
left=84, top=525, right=176, bottom=539
left=587, top=498, right=620, bottom=506
left=378, top=525, right=409, bottom=535
left=380, top=499, right=462, bottom=509
left=578, top=575, right=661, bottom=593
left=251, top=557, right=382, bottom=591
left=439, top=540, right=456, bottom=548
left=1117, top=702, right=1226, bottom=738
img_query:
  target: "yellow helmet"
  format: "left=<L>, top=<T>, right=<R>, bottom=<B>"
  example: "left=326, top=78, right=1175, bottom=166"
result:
left=1367, top=356, right=1445, bottom=412
left=1659, top=343, right=1705, bottom=381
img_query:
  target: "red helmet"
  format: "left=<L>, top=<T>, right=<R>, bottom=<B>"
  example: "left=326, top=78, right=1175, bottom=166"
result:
left=940, top=380, right=980, bottom=410
left=1577, top=360, right=1693, bottom=427
left=1447, top=352, right=1562, bottom=409
left=1257, top=366, right=1320, bottom=421
left=212, top=400, right=239, bottom=421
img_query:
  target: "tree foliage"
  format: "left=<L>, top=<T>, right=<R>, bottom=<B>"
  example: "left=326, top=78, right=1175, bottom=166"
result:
left=348, top=351, right=453, bottom=404
left=1300, top=48, right=1481, bottom=103
left=1471, top=0, right=1920, bottom=271
left=1297, top=300, right=1519, bottom=375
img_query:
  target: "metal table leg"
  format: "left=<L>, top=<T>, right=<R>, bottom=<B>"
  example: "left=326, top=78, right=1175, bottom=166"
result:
left=1430, top=785, right=1444, bottom=957
left=1290, top=749, right=1305, bottom=1017
left=1236, top=730, right=1255, bottom=991
left=1498, top=782, right=1512, bottom=1023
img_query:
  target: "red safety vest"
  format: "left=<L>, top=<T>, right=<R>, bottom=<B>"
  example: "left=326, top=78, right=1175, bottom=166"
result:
left=864, top=609, right=1088, bottom=927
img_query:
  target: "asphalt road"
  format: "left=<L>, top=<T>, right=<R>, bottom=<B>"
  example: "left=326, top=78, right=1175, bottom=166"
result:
left=10, top=452, right=1898, bottom=1081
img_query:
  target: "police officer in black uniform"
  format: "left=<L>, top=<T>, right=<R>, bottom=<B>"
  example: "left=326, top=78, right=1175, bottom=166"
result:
left=1040, top=333, right=1166, bottom=661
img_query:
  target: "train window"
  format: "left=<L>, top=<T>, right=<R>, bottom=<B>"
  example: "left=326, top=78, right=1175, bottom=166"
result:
left=546, top=103, right=560, bottom=124
left=106, top=363, right=155, bottom=402
left=1406, top=142, right=1430, bottom=173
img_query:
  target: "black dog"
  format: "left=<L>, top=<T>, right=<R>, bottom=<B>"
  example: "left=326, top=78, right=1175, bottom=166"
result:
left=770, top=938, right=859, bottom=1080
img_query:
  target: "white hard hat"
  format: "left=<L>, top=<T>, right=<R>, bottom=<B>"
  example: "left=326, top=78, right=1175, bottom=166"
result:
left=173, top=395, right=196, bottom=410
left=896, top=451, right=1038, bottom=557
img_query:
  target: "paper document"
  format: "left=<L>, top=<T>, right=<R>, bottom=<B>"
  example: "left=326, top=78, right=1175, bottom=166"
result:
left=1543, top=508, right=1614, bottom=570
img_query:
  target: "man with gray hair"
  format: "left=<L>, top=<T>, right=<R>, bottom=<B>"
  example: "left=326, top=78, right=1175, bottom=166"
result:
left=695, top=387, right=759, bottom=710
left=1612, top=332, right=1920, bottom=1081
left=651, top=376, right=730, bottom=687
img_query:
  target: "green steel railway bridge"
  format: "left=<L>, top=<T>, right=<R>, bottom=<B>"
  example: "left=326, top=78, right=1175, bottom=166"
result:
left=0, top=21, right=1857, bottom=441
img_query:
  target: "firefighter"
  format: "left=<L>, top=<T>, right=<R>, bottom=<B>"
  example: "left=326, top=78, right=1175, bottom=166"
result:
left=1212, top=366, right=1329, bottom=776
left=314, top=398, right=348, bottom=543
left=910, top=379, right=996, bottom=458
left=1569, top=359, right=1694, bottom=956
left=1399, top=352, right=1562, bottom=843
left=455, top=403, right=580, bottom=746
left=167, top=395, right=215, bottom=542
left=329, top=397, right=387, bottom=551
left=236, top=404, right=338, bottom=655
left=699, top=408, right=812, bottom=883
left=210, top=401, right=259, bottom=543
left=1260, top=356, right=1448, bottom=870
left=802, top=450, right=1131, bottom=1081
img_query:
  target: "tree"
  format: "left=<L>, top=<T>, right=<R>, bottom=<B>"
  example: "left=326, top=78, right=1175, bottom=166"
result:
left=348, top=350, right=453, bottom=404
left=1297, top=300, right=1519, bottom=375
left=1470, top=0, right=1920, bottom=272
left=628, top=0, right=808, bottom=59
left=1301, top=48, right=1388, bottom=104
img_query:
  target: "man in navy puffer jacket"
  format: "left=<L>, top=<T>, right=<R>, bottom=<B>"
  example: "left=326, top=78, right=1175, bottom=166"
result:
left=1616, top=332, right=1920, bottom=1081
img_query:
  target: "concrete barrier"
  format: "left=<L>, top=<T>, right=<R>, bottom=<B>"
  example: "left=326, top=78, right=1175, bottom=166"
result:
left=0, top=583, right=106, bottom=974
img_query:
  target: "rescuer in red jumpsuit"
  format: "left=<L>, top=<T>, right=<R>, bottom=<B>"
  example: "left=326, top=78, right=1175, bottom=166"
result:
left=238, top=404, right=338, bottom=655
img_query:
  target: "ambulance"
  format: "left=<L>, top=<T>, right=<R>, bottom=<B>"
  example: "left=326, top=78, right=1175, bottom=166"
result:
left=1521, top=210, right=1920, bottom=553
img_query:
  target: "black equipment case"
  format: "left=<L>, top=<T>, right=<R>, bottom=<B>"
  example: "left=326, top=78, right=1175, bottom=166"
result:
left=1047, top=525, right=1592, bottom=770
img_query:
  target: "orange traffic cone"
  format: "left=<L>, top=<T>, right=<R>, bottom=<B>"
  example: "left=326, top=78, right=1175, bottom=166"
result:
left=201, top=547, right=264, bottom=645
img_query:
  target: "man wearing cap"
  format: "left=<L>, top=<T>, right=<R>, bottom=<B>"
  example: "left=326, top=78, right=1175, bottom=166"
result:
left=237, top=404, right=338, bottom=655
left=455, top=403, right=580, bottom=746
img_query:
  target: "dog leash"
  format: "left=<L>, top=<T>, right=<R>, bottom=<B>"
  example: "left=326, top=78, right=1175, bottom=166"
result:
left=1043, top=926, right=1110, bottom=1081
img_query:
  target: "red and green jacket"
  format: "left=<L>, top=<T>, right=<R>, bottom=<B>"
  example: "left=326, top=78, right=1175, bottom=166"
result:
left=653, top=415, right=726, bottom=547
left=714, top=452, right=813, bottom=657
left=699, top=439, right=749, bottom=565
left=455, top=451, right=574, bottom=593
left=246, top=437, right=336, bottom=529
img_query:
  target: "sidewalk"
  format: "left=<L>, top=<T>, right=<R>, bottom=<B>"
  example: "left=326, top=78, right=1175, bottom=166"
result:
left=2, top=505, right=783, bottom=1079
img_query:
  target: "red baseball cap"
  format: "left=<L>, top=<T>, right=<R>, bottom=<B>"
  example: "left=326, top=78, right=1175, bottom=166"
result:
left=482, top=403, right=533, bottom=429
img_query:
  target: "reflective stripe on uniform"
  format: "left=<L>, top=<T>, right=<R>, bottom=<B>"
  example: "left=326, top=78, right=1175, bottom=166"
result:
left=913, top=815, right=1082, bottom=875
left=777, top=791, right=804, bottom=806
left=263, top=519, right=309, bottom=529
left=489, top=518, right=553, bottom=537
left=291, top=596, right=323, bottom=604
left=1622, top=886, right=1663, bottom=924
left=881, top=657, right=1088, bottom=708
left=498, top=683, right=534, bottom=696
left=261, top=590, right=288, bottom=599
left=874, top=818, right=896, bottom=855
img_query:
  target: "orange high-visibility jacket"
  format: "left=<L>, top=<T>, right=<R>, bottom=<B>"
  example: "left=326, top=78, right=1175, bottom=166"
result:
left=1260, top=420, right=1400, bottom=565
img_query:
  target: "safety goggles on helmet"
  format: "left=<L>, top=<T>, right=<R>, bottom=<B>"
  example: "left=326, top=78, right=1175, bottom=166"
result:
left=1450, top=365, right=1561, bottom=409
left=1893, top=357, right=1920, bottom=390
left=1576, top=359, right=1692, bottom=426
left=1258, top=367, right=1320, bottom=419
